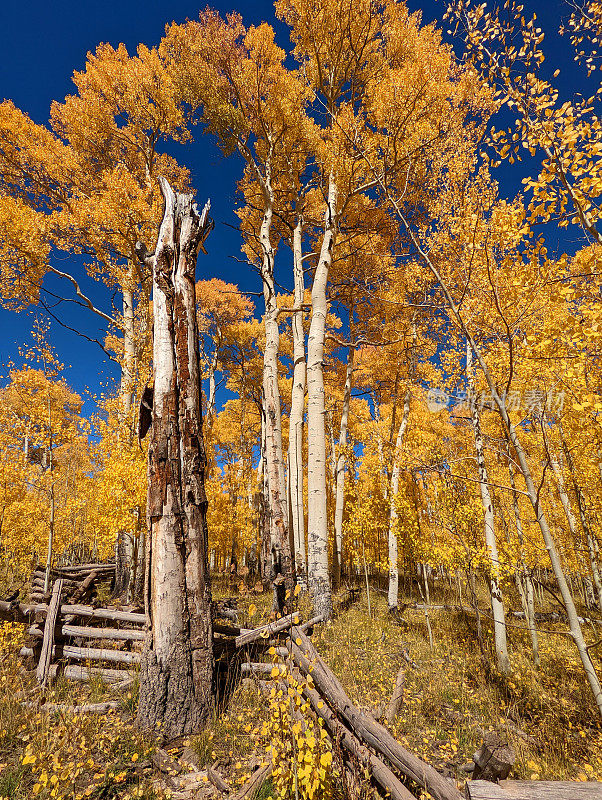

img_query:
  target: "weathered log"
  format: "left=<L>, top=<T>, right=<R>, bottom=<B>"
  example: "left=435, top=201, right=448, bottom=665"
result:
left=23, top=701, right=120, bottom=714
left=66, top=569, right=100, bottom=604
left=299, top=614, right=325, bottom=633
left=36, top=579, right=63, bottom=686
left=240, top=662, right=276, bottom=676
left=466, top=781, right=602, bottom=800
left=235, top=613, right=301, bottom=648
left=472, top=733, right=515, bottom=782
left=32, top=576, right=78, bottom=589
left=232, top=762, right=272, bottom=800
left=296, top=667, right=416, bottom=800
left=35, top=603, right=145, bottom=624
left=207, top=766, right=231, bottom=794
left=384, top=665, right=405, bottom=726
left=0, top=598, right=145, bottom=626
left=213, top=622, right=245, bottom=637
left=36, top=562, right=115, bottom=575
left=21, top=644, right=140, bottom=665
left=28, top=623, right=146, bottom=642
left=255, top=663, right=415, bottom=800
left=289, top=627, right=461, bottom=800
left=48, top=664, right=131, bottom=684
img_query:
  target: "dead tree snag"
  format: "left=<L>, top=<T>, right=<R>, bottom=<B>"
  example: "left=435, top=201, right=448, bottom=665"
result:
left=136, top=177, right=215, bottom=739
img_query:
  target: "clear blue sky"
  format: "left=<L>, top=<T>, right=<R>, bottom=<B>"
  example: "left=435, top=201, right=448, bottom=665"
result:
left=0, top=0, right=575, bottom=411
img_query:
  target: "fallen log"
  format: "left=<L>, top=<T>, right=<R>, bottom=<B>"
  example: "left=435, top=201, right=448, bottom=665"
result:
left=297, top=667, right=416, bottom=800
left=384, top=665, right=405, bottom=726
left=23, top=701, right=120, bottom=714
left=254, top=663, right=415, bottom=800
left=0, top=599, right=145, bottom=626
left=235, top=613, right=301, bottom=648
left=28, top=623, right=146, bottom=642
left=299, top=614, right=325, bottom=633
left=21, top=644, right=140, bottom=665
left=38, top=562, right=115, bottom=575
left=66, top=569, right=100, bottom=604
left=207, top=766, right=231, bottom=794
left=289, top=627, right=461, bottom=800
left=35, top=603, right=146, bottom=625
left=240, top=662, right=278, bottom=676
left=466, top=781, right=602, bottom=800
left=233, top=762, right=272, bottom=800
left=213, top=622, right=245, bottom=637
left=472, top=733, right=515, bottom=782
left=48, top=664, right=131, bottom=684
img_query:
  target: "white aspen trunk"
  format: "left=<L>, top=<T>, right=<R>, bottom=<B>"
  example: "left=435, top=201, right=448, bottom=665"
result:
left=559, top=436, right=602, bottom=615
left=382, top=164, right=602, bottom=712
left=508, top=460, right=539, bottom=666
left=333, top=344, right=355, bottom=592
left=137, top=178, right=214, bottom=738
left=44, top=389, right=55, bottom=594
left=387, top=390, right=411, bottom=611
left=289, top=216, right=307, bottom=587
left=466, top=341, right=510, bottom=675
left=259, top=162, right=293, bottom=607
left=307, top=173, right=337, bottom=619
left=484, top=375, right=602, bottom=712
left=206, top=335, right=220, bottom=428
left=115, top=269, right=140, bottom=599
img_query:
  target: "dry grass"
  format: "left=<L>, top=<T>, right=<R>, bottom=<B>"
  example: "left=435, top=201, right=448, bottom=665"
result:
left=1, top=578, right=601, bottom=799
left=316, top=583, right=602, bottom=783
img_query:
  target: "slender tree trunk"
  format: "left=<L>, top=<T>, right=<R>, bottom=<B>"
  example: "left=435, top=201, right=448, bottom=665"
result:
left=289, top=215, right=307, bottom=588
left=508, top=460, right=539, bottom=666
left=120, top=282, right=136, bottom=420
left=115, top=270, right=141, bottom=598
left=258, top=163, right=293, bottom=610
left=387, top=391, right=410, bottom=611
left=137, top=178, right=214, bottom=738
left=466, top=341, right=510, bottom=675
left=307, top=173, right=337, bottom=619
left=44, top=391, right=55, bottom=593
left=333, top=344, right=355, bottom=592
left=381, top=166, right=602, bottom=712
left=561, top=437, right=602, bottom=615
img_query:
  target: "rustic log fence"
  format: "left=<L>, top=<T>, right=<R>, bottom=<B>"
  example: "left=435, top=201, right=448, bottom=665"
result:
left=4, top=565, right=602, bottom=800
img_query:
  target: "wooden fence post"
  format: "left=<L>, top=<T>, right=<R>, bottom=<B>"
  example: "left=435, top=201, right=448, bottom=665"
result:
left=36, top=578, right=63, bottom=687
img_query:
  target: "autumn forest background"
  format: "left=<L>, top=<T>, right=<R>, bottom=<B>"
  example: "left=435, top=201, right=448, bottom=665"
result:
left=2, top=0, right=602, bottom=798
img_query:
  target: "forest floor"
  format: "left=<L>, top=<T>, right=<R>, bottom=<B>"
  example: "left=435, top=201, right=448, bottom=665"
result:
left=0, top=579, right=601, bottom=800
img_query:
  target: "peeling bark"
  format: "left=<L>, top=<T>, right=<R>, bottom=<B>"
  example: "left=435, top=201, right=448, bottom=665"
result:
left=137, top=178, right=214, bottom=739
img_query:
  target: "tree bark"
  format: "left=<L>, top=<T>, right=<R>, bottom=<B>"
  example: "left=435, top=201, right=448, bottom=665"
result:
left=387, top=390, right=410, bottom=611
left=307, top=173, right=337, bottom=619
left=289, top=215, right=307, bottom=588
left=137, top=177, right=214, bottom=739
left=258, top=157, right=294, bottom=610
left=508, top=460, right=539, bottom=667
left=333, top=344, right=355, bottom=592
left=467, top=340, right=510, bottom=675
left=560, top=436, right=602, bottom=615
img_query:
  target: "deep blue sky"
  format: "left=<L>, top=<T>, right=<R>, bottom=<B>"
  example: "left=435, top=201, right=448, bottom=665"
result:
left=0, top=0, right=576, bottom=410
